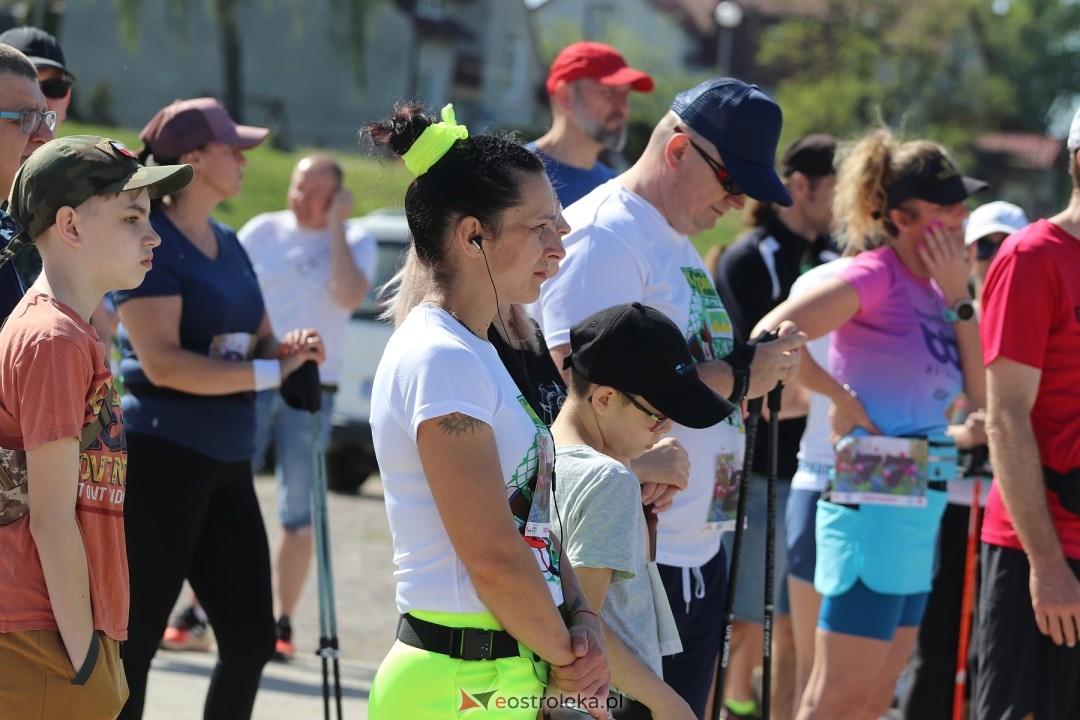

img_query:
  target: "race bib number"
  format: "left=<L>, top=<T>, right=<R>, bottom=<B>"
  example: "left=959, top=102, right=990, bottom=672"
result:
left=705, top=452, right=741, bottom=532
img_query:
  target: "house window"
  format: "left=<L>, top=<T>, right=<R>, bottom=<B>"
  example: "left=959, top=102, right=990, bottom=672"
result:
left=501, top=33, right=526, bottom=99
left=584, top=2, right=616, bottom=41
left=454, top=54, right=483, bottom=89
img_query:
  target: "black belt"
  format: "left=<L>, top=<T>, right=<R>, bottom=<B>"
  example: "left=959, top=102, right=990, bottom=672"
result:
left=396, top=613, right=521, bottom=661
left=320, top=384, right=339, bottom=394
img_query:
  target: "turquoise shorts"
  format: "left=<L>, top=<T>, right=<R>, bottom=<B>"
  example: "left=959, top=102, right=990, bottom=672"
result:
left=814, top=489, right=948, bottom=597
left=368, top=610, right=549, bottom=719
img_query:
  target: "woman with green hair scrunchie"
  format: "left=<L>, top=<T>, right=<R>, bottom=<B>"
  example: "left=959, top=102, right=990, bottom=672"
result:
left=363, top=102, right=612, bottom=719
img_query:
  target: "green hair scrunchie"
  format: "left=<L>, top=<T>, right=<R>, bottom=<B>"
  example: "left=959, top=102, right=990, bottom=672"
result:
left=402, top=104, right=469, bottom=177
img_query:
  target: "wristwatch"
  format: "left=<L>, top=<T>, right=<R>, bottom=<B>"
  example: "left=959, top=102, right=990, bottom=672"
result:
left=943, top=299, right=976, bottom=323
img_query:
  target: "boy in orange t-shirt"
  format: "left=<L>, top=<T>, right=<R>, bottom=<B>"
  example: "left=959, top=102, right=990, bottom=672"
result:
left=0, top=135, right=190, bottom=719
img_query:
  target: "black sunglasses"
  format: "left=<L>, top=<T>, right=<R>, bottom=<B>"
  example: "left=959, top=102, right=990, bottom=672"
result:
left=975, top=236, right=1003, bottom=261
left=674, top=127, right=743, bottom=196
left=40, top=78, right=71, bottom=100
left=621, top=392, right=669, bottom=433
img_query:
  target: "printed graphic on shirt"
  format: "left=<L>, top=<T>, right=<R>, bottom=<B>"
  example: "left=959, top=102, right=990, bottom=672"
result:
left=78, top=375, right=127, bottom=509
left=706, top=452, right=742, bottom=532
left=506, top=399, right=561, bottom=589
left=681, top=267, right=740, bottom=422
left=0, top=375, right=126, bottom=526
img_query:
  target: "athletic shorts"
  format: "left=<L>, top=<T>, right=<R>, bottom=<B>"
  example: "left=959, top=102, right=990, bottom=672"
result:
left=368, top=609, right=548, bottom=719
left=975, top=544, right=1080, bottom=720
left=786, top=487, right=822, bottom=584
left=815, top=489, right=948, bottom=597
left=0, top=630, right=127, bottom=720
left=720, top=474, right=791, bottom=621
left=819, top=579, right=928, bottom=641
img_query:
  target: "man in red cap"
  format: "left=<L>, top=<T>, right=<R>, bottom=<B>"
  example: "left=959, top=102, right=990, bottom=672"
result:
left=531, top=41, right=653, bottom=207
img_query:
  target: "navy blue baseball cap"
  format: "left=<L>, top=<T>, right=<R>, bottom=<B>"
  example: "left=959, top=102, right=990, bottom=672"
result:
left=671, top=78, right=792, bottom=206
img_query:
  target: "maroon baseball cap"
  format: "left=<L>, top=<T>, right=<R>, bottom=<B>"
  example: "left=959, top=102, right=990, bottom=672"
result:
left=139, top=97, right=269, bottom=159
left=546, top=42, right=654, bottom=96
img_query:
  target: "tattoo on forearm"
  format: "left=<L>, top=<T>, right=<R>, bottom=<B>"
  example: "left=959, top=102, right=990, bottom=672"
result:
left=438, top=413, right=485, bottom=436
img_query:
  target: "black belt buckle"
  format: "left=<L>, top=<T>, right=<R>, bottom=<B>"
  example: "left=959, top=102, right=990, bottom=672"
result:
left=452, top=627, right=496, bottom=660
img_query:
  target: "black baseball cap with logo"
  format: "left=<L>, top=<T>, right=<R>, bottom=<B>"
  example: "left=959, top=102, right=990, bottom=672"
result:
left=564, top=302, right=735, bottom=429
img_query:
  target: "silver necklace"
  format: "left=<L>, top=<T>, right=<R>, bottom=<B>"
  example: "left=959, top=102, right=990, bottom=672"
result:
left=431, top=302, right=486, bottom=341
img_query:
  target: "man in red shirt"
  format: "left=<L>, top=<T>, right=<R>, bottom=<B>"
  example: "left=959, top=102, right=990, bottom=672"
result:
left=976, top=108, right=1080, bottom=719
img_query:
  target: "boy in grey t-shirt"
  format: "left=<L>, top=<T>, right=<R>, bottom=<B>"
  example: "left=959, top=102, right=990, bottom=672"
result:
left=551, top=303, right=734, bottom=718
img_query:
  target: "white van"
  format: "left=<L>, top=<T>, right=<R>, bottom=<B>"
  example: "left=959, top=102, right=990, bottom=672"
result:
left=327, top=208, right=408, bottom=492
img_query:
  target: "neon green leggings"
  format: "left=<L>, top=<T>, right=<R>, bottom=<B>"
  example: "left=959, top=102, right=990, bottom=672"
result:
left=368, top=610, right=549, bottom=719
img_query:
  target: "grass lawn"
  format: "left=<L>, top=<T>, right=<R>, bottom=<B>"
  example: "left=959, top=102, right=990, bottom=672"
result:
left=60, top=121, right=747, bottom=256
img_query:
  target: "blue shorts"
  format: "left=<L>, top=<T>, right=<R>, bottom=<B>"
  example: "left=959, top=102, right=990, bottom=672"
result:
left=814, top=489, right=948, bottom=597
left=720, top=474, right=790, bottom=621
left=252, top=389, right=335, bottom=530
left=819, top=579, right=928, bottom=641
left=785, top=488, right=821, bottom=584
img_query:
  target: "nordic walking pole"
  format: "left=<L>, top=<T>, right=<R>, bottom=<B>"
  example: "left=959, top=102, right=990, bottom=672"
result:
left=952, top=475, right=983, bottom=720
left=712, top=394, right=764, bottom=720
left=761, top=380, right=783, bottom=720
left=312, top=410, right=344, bottom=720
left=282, top=360, right=343, bottom=719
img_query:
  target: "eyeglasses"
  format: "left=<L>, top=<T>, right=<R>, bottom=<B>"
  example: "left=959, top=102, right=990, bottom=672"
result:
left=675, top=127, right=743, bottom=196
left=621, top=392, right=669, bottom=433
left=0, top=109, right=57, bottom=135
left=975, top=235, right=1002, bottom=262
left=40, top=78, right=71, bottom=100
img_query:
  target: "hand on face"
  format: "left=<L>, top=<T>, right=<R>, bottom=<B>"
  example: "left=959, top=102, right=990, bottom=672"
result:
left=918, top=218, right=971, bottom=303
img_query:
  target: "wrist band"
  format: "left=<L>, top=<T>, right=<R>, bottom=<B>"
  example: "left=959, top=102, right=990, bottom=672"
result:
left=569, top=609, right=599, bottom=621
left=252, top=358, right=282, bottom=391
left=724, top=343, right=755, bottom=403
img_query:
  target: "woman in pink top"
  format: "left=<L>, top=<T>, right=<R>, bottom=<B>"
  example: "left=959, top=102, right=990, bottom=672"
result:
left=756, top=128, right=988, bottom=720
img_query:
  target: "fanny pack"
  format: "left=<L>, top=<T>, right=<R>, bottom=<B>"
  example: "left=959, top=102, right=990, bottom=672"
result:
left=1044, top=466, right=1080, bottom=517
left=0, top=402, right=111, bottom=526
left=395, top=613, right=522, bottom=661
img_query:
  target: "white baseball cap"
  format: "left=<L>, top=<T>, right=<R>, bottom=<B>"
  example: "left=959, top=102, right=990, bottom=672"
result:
left=964, top=201, right=1029, bottom=246
left=1069, top=105, right=1080, bottom=151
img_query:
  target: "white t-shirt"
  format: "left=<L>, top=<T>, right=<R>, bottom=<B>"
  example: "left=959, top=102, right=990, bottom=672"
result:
left=531, top=180, right=745, bottom=568
left=788, top=257, right=852, bottom=491
left=238, top=210, right=376, bottom=384
left=372, top=304, right=563, bottom=614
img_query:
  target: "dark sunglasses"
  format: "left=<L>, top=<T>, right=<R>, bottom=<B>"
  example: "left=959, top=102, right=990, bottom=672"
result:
left=975, top=235, right=1003, bottom=262
left=40, top=78, right=71, bottom=100
left=675, top=127, right=743, bottom=196
left=621, top=392, right=669, bottom=433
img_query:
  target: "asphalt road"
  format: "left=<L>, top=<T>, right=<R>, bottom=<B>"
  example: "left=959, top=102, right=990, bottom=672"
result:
left=143, top=472, right=396, bottom=719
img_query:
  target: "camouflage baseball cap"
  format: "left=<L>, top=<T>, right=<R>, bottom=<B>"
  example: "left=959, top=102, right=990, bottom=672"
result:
left=9, top=134, right=193, bottom=243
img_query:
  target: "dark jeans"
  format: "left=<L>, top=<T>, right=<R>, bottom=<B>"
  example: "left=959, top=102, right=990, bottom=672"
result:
left=900, top=502, right=981, bottom=719
left=119, top=433, right=275, bottom=720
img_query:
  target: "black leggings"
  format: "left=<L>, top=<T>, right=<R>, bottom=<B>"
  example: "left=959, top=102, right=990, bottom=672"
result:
left=119, top=433, right=275, bottom=720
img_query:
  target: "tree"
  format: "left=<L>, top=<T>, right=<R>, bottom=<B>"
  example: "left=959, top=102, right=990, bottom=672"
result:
left=112, top=0, right=381, bottom=123
left=754, top=0, right=1080, bottom=155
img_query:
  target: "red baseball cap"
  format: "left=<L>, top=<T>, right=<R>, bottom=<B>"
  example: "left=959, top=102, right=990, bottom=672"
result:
left=546, top=42, right=654, bottom=96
